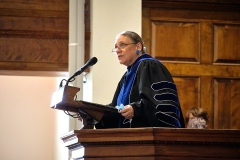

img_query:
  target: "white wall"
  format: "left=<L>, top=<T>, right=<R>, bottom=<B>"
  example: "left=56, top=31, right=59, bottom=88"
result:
left=0, top=0, right=141, bottom=159
left=85, top=0, right=142, bottom=104
left=0, top=74, right=69, bottom=160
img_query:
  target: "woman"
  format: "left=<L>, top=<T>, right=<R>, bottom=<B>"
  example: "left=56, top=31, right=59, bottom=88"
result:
left=95, top=31, right=185, bottom=128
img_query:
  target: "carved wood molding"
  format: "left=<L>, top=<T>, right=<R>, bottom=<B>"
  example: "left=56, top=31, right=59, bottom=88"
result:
left=0, top=30, right=68, bottom=39
left=78, top=140, right=240, bottom=146
left=61, top=128, right=240, bottom=159
left=0, top=1, right=68, bottom=18
left=61, top=128, right=240, bottom=144
left=163, top=63, right=240, bottom=77
left=142, top=0, right=240, bottom=12
left=0, top=70, right=68, bottom=77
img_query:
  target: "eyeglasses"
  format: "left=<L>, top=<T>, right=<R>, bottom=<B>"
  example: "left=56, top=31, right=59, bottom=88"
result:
left=111, top=43, right=137, bottom=52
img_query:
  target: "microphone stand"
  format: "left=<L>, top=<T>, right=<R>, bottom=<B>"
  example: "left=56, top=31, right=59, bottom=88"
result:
left=64, top=57, right=98, bottom=86
left=65, top=69, right=84, bottom=86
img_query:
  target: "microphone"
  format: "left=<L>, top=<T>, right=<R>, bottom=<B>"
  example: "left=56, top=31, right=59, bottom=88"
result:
left=66, top=57, right=98, bottom=85
left=74, top=57, right=98, bottom=76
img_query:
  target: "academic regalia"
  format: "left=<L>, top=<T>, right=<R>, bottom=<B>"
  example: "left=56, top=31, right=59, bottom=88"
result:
left=95, top=54, right=185, bottom=129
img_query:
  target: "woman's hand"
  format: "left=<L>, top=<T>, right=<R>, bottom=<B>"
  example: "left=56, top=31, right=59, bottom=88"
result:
left=119, top=105, right=134, bottom=119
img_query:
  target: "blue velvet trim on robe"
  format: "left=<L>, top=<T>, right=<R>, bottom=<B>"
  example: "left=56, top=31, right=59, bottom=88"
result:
left=117, top=54, right=158, bottom=106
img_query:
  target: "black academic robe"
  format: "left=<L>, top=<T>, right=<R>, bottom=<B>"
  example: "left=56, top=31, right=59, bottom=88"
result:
left=95, top=54, right=185, bottom=129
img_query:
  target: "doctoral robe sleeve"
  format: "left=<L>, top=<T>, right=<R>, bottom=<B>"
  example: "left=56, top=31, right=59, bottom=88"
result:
left=130, top=60, right=185, bottom=128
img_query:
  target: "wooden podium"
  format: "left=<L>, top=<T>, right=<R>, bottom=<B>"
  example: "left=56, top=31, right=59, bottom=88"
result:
left=61, top=128, right=240, bottom=160
left=51, top=86, right=240, bottom=159
left=51, top=86, right=118, bottom=128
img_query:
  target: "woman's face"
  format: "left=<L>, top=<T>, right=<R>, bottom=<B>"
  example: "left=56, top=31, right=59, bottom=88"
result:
left=114, top=35, right=140, bottom=66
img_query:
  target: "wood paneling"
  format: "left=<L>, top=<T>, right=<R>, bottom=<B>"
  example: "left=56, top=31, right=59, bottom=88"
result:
left=173, top=77, right=200, bottom=121
left=214, top=79, right=240, bottom=129
left=152, top=21, right=200, bottom=62
left=0, top=38, right=68, bottom=60
left=143, top=0, right=240, bottom=129
left=214, top=24, right=240, bottom=63
left=0, top=0, right=69, bottom=71
left=0, top=0, right=91, bottom=73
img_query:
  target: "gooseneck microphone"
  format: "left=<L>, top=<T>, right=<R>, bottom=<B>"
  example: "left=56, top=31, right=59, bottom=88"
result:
left=66, top=57, right=98, bottom=86
left=74, top=57, right=98, bottom=76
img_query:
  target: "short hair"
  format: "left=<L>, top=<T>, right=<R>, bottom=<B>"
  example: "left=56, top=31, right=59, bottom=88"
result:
left=185, top=107, right=209, bottom=124
left=116, top=31, right=146, bottom=54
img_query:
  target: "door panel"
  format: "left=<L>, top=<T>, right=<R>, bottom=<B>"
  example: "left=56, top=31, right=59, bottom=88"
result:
left=152, top=21, right=200, bottom=62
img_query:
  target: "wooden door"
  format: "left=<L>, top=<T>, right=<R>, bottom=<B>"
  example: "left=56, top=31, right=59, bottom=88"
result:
left=142, top=0, right=240, bottom=129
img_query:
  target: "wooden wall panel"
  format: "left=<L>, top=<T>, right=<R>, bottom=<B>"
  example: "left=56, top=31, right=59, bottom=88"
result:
left=200, top=76, right=214, bottom=129
left=214, top=79, right=240, bottom=129
left=0, top=0, right=69, bottom=72
left=152, top=21, right=200, bottom=62
left=200, top=22, right=213, bottom=64
left=173, top=77, right=200, bottom=121
left=214, top=24, right=240, bottom=63
left=0, top=38, right=68, bottom=70
left=142, top=7, right=151, bottom=56
left=0, top=16, right=68, bottom=32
